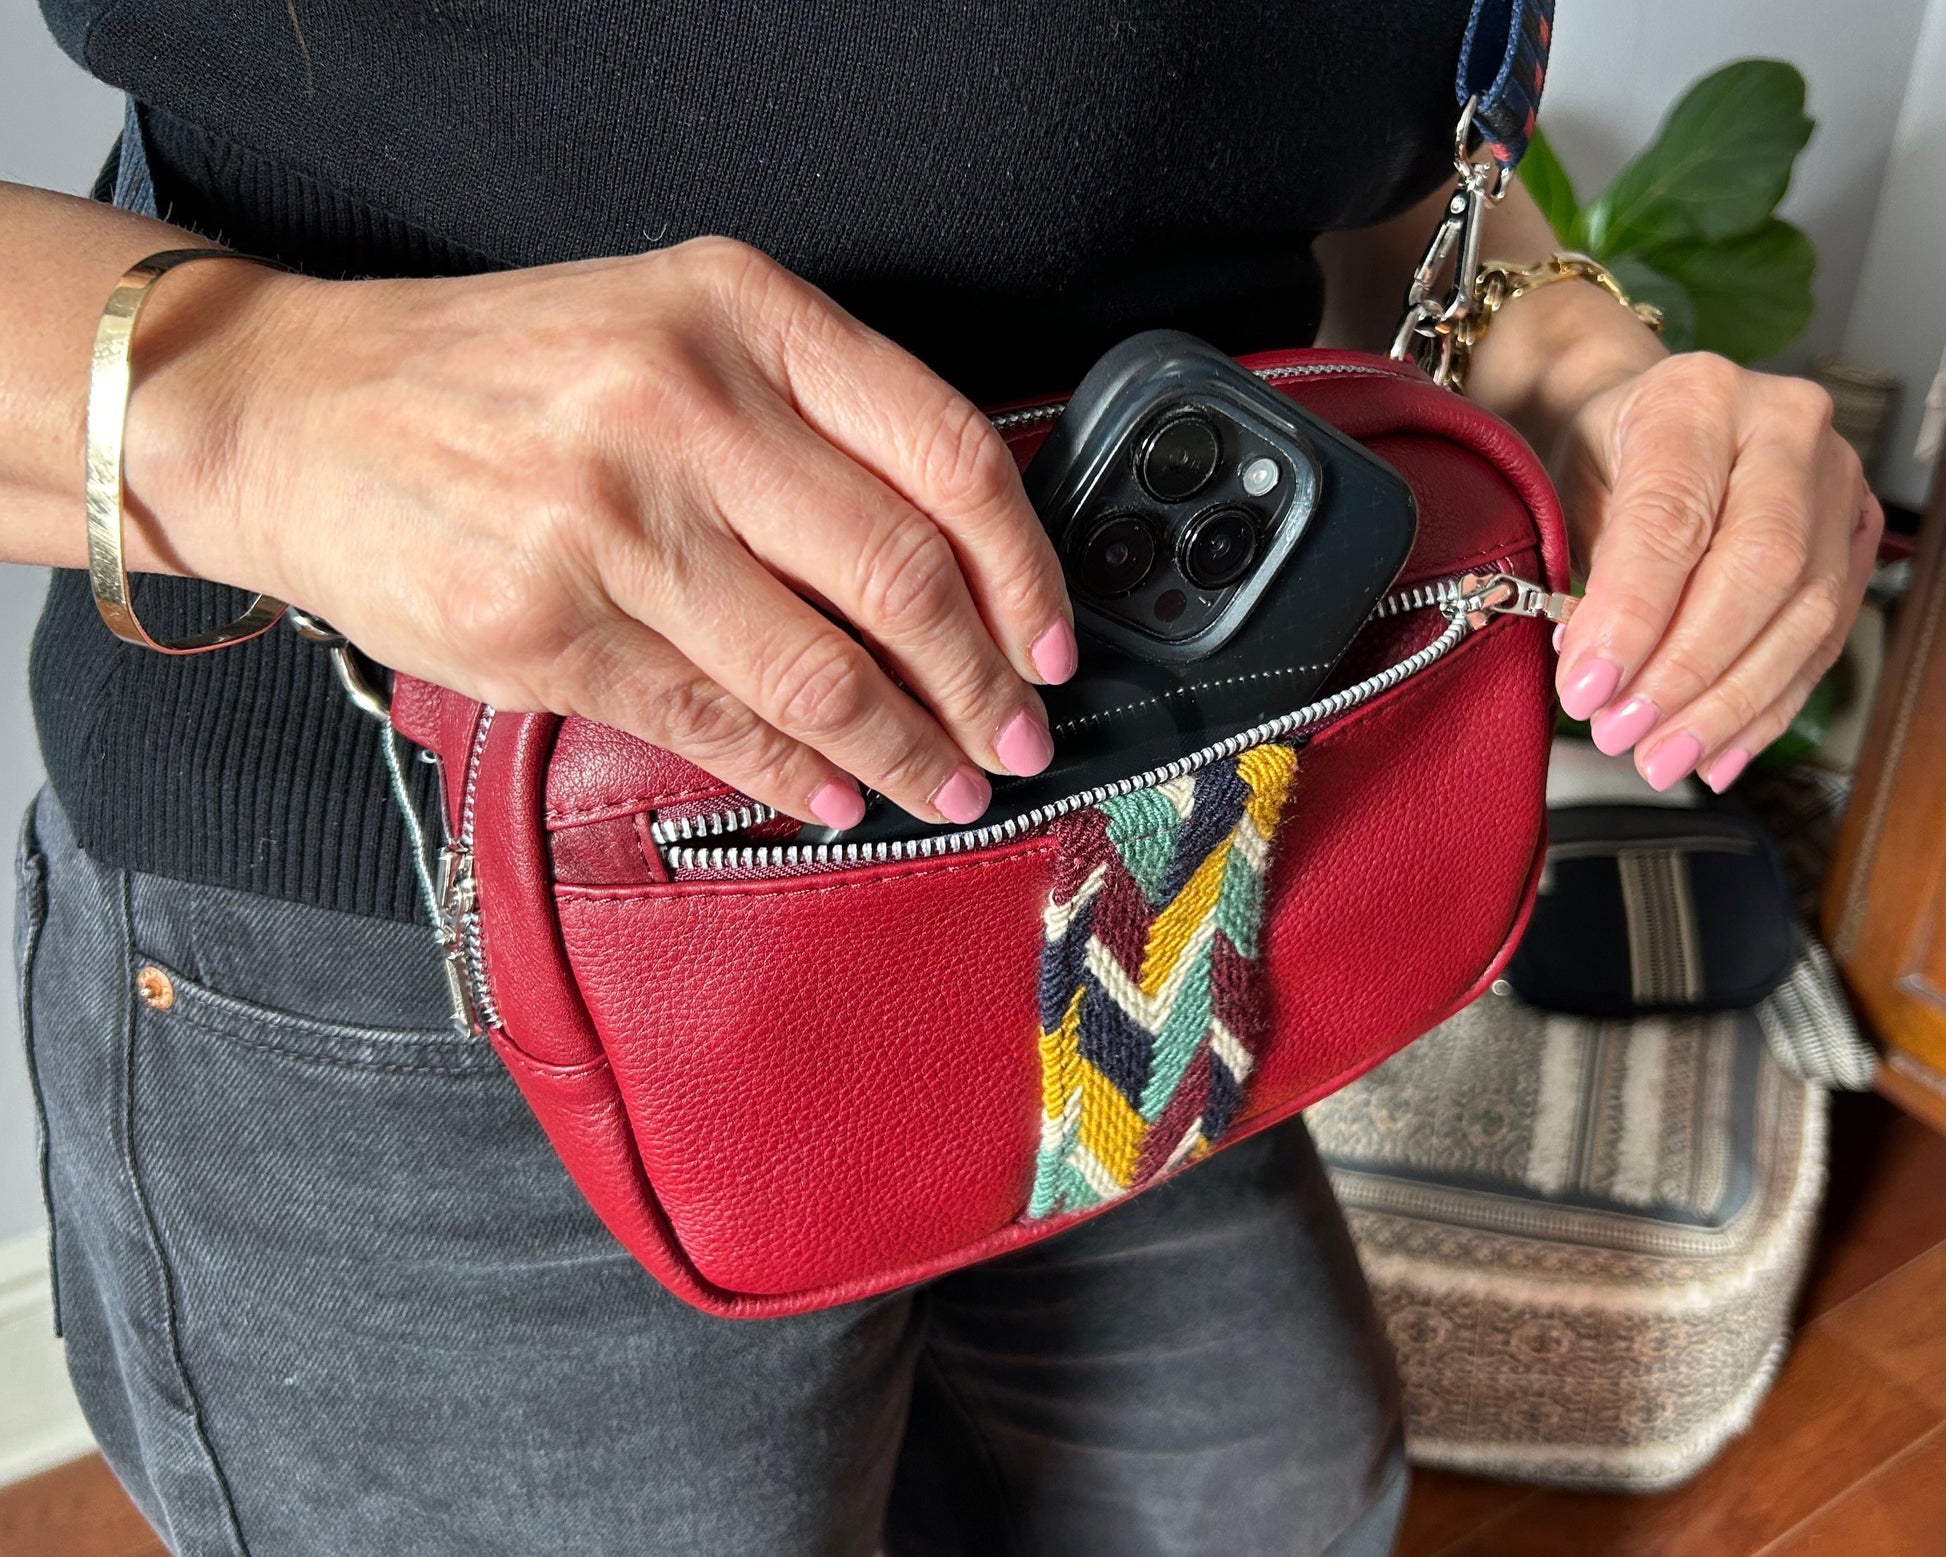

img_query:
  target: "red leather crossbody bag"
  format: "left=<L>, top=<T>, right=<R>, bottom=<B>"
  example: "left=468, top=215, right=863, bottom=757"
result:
left=77, top=1, right=1568, bottom=1319
left=388, top=347, right=1571, bottom=1317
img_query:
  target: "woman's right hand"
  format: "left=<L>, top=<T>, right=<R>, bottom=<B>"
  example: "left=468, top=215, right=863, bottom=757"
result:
left=129, top=237, right=1077, bottom=829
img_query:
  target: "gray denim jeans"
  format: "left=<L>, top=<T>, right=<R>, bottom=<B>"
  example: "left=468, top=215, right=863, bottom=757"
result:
left=16, top=785, right=1407, bottom=1556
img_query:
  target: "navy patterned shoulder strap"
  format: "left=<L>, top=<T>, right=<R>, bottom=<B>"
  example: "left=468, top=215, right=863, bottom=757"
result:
left=1458, top=0, right=1554, bottom=170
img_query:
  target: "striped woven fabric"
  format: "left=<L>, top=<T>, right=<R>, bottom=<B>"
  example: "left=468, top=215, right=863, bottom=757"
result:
left=1459, top=0, right=1553, bottom=170
left=1027, top=743, right=1298, bottom=1219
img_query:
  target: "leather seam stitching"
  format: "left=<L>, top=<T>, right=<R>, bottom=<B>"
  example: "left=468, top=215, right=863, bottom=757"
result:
left=547, top=783, right=735, bottom=824
left=147, top=1013, right=506, bottom=1076
left=557, top=845, right=1057, bottom=906
left=1049, top=665, right=1329, bottom=737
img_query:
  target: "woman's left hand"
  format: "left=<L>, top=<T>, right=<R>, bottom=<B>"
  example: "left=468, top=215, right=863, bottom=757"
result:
left=1549, top=350, right=1882, bottom=792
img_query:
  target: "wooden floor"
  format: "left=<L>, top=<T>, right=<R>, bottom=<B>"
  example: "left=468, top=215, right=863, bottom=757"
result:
left=1399, top=1091, right=1946, bottom=1557
left=3, top=1092, right=1943, bottom=1557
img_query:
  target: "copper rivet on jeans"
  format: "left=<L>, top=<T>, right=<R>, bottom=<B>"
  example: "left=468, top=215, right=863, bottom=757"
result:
left=136, top=965, right=175, bottom=1011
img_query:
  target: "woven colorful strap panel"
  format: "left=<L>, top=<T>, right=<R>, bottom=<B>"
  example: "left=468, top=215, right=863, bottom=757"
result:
left=1458, top=0, right=1553, bottom=170
left=1029, top=743, right=1299, bottom=1218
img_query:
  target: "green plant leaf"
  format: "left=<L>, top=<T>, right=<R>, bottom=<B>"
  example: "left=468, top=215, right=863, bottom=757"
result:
left=1604, top=255, right=1698, bottom=354
left=1519, top=125, right=1580, bottom=244
left=1646, top=218, right=1816, bottom=362
left=1755, top=667, right=1837, bottom=771
left=1582, top=60, right=1813, bottom=256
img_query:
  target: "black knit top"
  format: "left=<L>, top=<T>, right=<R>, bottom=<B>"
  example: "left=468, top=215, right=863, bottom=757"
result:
left=33, top=0, right=1465, bottom=919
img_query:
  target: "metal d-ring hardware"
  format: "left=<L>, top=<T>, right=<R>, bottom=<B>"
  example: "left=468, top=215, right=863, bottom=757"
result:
left=286, top=609, right=391, bottom=722
left=287, top=608, right=448, bottom=950
left=1389, top=96, right=1513, bottom=390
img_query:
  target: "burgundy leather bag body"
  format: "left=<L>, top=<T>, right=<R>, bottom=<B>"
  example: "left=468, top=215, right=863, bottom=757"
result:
left=391, top=348, right=1570, bottom=1317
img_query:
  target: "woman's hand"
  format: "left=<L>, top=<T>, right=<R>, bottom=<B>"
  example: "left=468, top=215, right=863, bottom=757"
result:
left=1549, top=350, right=1882, bottom=792
left=1326, top=180, right=1880, bottom=796
left=1425, top=176, right=1882, bottom=794
left=131, top=237, right=1078, bottom=829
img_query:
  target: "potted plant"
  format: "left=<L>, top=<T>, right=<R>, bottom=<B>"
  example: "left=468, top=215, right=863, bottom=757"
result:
left=1523, top=59, right=1816, bottom=363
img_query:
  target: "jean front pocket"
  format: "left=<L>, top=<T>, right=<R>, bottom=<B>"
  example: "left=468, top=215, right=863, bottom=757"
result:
left=117, top=919, right=630, bottom=1550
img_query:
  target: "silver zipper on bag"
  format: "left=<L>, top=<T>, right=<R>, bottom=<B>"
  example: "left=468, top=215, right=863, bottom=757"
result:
left=648, top=800, right=780, bottom=847
left=429, top=567, right=1551, bottom=1029
left=437, top=707, right=498, bottom=1033
left=662, top=569, right=1570, bottom=875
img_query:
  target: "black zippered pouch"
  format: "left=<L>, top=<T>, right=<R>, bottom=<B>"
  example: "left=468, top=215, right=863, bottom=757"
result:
left=1505, top=804, right=1799, bottom=1018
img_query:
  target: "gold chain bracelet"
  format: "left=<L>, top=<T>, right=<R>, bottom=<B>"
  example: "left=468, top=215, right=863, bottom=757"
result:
left=86, top=247, right=290, bottom=654
left=1447, top=252, right=1666, bottom=393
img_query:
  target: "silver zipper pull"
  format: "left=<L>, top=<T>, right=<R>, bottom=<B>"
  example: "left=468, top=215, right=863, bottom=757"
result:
left=435, top=844, right=480, bottom=1033
left=1454, top=571, right=1578, bottom=631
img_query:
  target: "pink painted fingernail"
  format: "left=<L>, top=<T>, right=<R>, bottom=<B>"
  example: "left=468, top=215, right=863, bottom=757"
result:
left=995, top=709, right=1054, bottom=777
left=1552, top=623, right=1567, bottom=654
left=1559, top=657, right=1623, bottom=722
left=1590, top=696, right=1660, bottom=757
left=1030, top=620, right=1079, bottom=685
left=932, top=764, right=991, bottom=825
left=1705, top=747, right=1753, bottom=794
left=808, top=778, right=866, bottom=831
left=1643, top=732, right=1704, bottom=792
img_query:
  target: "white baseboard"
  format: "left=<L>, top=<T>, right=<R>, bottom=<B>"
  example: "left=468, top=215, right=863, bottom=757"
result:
left=0, top=1228, right=96, bottom=1486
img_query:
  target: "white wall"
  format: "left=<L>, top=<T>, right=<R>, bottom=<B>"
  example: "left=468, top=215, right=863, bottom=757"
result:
left=1541, top=0, right=1946, bottom=508
left=0, top=6, right=124, bottom=195
left=0, top=20, right=121, bottom=1245
left=1839, top=1, right=1946, bottom=510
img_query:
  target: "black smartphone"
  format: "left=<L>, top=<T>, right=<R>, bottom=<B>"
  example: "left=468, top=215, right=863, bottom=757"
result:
left=814, top=330, right=1418, bottom=845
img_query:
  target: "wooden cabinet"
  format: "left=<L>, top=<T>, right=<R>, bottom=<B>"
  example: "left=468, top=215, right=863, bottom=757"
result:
left=1824, top=475, right=1946, bottom=1132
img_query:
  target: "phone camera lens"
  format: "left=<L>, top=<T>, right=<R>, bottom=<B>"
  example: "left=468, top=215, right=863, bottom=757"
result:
left=1074, top=512, right=1158, bottom=598
left=1137, top=413, right=1221, bottom=503
left=1241, top=456, right=1281, bottom=496
left=1179, top=507, right=1258, bottom=590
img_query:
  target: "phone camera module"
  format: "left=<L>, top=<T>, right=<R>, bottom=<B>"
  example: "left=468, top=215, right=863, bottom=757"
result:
left=1137, top=412, right=1221, bottom=503
left=1178, top=506, right=1258, bottom=590
left=1074, top=512, right=1159, bottom=598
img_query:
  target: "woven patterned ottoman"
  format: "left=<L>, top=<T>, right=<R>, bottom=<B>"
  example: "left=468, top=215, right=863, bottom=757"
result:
left=1307, top=992, right=1826, bottom=1491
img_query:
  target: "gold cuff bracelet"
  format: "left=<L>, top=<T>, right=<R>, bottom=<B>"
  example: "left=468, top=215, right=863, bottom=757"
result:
left=85, top=247, right=289, bottom=654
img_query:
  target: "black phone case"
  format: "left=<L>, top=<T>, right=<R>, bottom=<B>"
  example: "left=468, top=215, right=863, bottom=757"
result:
left=817, top=333, right=1418, bottom=847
